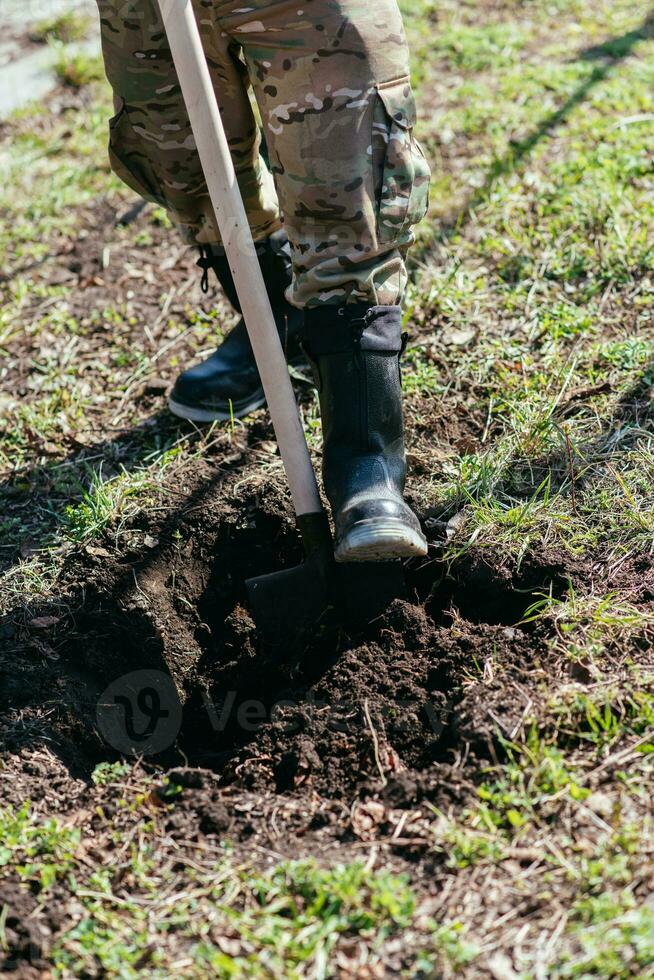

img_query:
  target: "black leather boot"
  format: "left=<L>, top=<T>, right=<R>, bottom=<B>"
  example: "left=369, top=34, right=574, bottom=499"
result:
left=303, top=305, right=428, bottom=562
left=168, top=229, right=306, bottom=422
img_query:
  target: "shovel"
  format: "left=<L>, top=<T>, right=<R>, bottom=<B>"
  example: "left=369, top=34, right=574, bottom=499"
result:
left=156, top=0, right=406, bottom=637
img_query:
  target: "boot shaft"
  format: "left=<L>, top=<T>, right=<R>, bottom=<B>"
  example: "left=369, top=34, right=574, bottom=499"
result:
left=303, top=306, right=408, bottom=507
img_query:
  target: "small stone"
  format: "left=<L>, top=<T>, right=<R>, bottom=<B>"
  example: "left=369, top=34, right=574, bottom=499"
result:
left=29, top=616, right=60, bottom=629
left=85, top=545, right=112, bottom=558
left=446, top=511, right=467, bottom=539
left=586, top=791, right=614, bottom=818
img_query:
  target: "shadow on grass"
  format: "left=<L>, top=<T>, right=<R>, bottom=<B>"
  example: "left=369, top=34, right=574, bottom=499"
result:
left=410, top=372, right=654, bottom=627
left=496, top=371, right=654, bottom=507
left=420, top=10, right=654, bottom=244
left=0, top=409, right=218, bottom=574
left=424, top=371, right=654, bottom=524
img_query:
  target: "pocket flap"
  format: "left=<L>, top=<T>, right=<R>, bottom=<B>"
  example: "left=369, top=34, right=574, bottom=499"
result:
left=376, top=77, right=417, bottom=130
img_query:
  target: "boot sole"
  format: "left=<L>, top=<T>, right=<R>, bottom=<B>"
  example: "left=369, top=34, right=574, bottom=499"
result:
left=167, top=359, right=309, bottom=423
left=168, top=388, right=266, bottom=423
left=335, top=519, right=428, bottom=563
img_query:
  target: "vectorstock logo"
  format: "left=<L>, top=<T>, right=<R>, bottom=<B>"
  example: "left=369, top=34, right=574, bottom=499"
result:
left=201, top=691, right=453, bottom=739
left=97, top=670, right=183, bottom=756
left=96, top=676, right=453, bottom=756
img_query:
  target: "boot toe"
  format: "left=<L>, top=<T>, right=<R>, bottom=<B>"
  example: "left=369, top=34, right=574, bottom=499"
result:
left=334, top=497, right=427, bottom=563
left=169, top=359, right=265, bottom=422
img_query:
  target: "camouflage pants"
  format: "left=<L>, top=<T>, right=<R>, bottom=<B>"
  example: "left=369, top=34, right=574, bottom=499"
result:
left=97, top=0, right=430, bottom=308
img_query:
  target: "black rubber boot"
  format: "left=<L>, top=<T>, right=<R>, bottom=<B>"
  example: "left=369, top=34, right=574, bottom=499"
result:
left=168, top=229, right=306, bottom=422
left=303, top=304, right=428, bottom=562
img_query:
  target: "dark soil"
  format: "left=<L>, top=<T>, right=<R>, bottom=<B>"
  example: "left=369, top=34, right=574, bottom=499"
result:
left=0, top=172, right=572, bottom=817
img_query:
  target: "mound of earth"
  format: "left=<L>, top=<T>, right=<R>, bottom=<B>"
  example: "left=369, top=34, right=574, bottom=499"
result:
left=1, top=465, right=565, bottom=822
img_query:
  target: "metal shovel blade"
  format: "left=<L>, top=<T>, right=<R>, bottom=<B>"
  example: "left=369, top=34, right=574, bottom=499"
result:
left=246, top=511, right=333, bottom=641
left=245, top=512, right=407, bottom=641
left=246, top=555, right=332, bottom=641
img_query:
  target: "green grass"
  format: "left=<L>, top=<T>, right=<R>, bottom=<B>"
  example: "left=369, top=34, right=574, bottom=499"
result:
left=29, top=12, right=92, bottom=44
left=0, top=803, right=81, bottom=892
left=0, top=783, right=474, bottom=978
left=557, top=897, right=654, bottom=977
left=433, top=21, right=532, bottom=71
left=62, top=465, right=158, bottom=542
left=53, top=858, right=418, bottom=978
left=54, top=51, right=105, bottom=90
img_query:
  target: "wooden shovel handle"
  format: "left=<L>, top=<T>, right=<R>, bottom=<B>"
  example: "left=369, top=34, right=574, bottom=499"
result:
left=155, top=0, right=323, bottom=518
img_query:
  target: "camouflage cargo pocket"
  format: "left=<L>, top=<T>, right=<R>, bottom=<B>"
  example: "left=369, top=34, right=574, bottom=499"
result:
left=373, top=77, right=431, bottom=245
left=108, top=101, right=166, bottom=206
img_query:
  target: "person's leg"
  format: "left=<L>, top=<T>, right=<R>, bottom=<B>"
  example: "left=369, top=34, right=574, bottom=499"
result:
left=224, top=0, right=430, bottom=559
left=224, top=0, right=430, bottom=310
left=97, top=0, right=279, bottom=244
left=96, top=0, right=304, bottom=422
